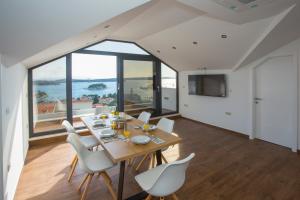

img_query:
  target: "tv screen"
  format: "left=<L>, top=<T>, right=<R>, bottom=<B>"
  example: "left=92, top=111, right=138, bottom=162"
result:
left=188, top=74, right=226, bottom=97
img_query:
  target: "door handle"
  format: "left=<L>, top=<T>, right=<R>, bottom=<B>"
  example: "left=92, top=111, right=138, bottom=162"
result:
left=254, top=97, right=262, bottom=101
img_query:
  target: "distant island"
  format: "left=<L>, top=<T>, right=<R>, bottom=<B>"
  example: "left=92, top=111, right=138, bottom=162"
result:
left=87, top=83, right=107, bottom=90
left=33, top=77, right=158, bottom=86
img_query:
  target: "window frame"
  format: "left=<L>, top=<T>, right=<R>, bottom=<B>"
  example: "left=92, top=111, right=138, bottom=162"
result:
left=28, top=39, right=179, bottom=138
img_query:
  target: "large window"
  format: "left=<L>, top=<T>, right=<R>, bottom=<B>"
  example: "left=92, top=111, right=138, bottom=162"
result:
left=85, top=40, right=149, bottom=55
left=31, top=57, right=67, bottom=134
left=71, top=53, right=117, bottom=129
left=161, top=63, right=177, bottom=114
left=29, top=40, right=178, bottom=137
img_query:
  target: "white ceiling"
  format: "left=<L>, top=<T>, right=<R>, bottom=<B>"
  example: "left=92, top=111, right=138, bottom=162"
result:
left=178, top=0, right=297, bottom=24
left=2, top=0, right=299, bottom=71
left=137, top=15, right=273, bottom=71
left=0, top=0, right=150, bottom=66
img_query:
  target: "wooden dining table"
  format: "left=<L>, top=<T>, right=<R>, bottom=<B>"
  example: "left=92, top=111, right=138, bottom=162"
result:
left=81, top=115, right=182, bottom=200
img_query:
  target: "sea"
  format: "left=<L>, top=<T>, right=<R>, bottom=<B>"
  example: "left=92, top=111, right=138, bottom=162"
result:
left=33, top=79, right=173, bottom=101
left=33, top=81, right=117, bottom=101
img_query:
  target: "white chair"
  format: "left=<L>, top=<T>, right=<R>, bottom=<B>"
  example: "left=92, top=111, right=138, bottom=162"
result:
left=135, top=118, right=174, bottom=171
left=62, top=120, right=100, bottom=182
left=157, top=118, right=175, bottom=135
left=135, top=153, right=195, bottom=200
left=137, top=111, right=151, bottom=124
left=67, top=133, right=116, bottom=200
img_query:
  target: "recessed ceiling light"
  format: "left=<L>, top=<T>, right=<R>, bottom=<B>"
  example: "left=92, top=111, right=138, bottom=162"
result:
left=229, top=5, right=237, bottom=10
left=221, top=34, right=228, bottom=39
left=104, top=25, right=110, bottom=29
left=157, top=50, right=161, bottom=53
left=193, top=41, right=198, bottom=45
left=172, top=46, right=176, bottom=50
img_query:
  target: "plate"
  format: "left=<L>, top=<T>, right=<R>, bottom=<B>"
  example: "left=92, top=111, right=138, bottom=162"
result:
left=131, top=135, right=151, bottom=145
left=99, top=129, right=116, bottom=138
left=93, top=120, right=104, bottom=125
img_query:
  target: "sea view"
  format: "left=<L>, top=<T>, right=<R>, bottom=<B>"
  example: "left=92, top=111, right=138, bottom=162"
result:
left=33, top=78, right=175, bottom=102
left=33, top=81, right=117, bottom=101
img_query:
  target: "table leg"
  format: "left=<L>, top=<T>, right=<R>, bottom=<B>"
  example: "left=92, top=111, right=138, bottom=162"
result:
left=118, top=161, right=126, bottom=200
left=125, top=151, right=163, bottom=200
left=156, top=150, right=162, bottom=166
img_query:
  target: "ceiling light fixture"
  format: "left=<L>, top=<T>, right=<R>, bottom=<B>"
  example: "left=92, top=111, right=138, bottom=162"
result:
left=221, top=34, right=228, bottom=39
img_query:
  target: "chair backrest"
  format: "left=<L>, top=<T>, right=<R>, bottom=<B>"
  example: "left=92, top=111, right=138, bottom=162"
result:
left=148, top=153, right=195, bottom=196
left=66, top=132, right=93, bottom=173
left=137, top=111, right=151, bottom=124
left=157, top=118, right=174, bottom=134
left=62, top=120, right=76, bottom=133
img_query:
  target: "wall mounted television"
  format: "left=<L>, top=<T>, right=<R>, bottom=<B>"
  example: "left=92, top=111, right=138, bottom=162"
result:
left=188, top=74, right=226, bottom=97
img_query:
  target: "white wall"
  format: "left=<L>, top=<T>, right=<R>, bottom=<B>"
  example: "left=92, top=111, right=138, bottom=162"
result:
left=180, top=67, right=251, bottom=135
left=0, top=54, right=4, bottom=200
left=179, top=38, right=300, bottom=149
left=0, top=54, right=28, bottom=200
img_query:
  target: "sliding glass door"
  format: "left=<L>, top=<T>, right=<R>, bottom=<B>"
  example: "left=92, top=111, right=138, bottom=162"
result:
left=122, top=58, right=158, bottom=116
left=71, top=53, right=117, bottom=129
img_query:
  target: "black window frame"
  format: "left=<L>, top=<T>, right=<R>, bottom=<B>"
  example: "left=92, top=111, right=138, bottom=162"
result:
left=28, top=39, right=179, bottom=138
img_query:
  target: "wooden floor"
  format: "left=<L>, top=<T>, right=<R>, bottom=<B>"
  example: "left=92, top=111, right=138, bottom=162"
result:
left=15, top=118, right=300, bottom=200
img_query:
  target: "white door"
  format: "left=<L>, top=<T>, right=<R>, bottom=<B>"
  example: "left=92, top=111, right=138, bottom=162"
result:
left=255, top=56, right=297, bottom=150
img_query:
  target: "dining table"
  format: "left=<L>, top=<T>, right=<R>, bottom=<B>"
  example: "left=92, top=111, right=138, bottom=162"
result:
left=81, top=114, right=182, bottom=200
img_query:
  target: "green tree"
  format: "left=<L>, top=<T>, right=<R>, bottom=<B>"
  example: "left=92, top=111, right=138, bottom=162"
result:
left=36, top=90, right=48, bottom=103
left=92, top=95, right=99, bottom=104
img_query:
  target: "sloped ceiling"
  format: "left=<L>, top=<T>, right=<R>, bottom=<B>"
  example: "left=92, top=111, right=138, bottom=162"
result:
left=0, top=0, right=150, bottom=66
left=8, top=0, right=300, bottom=71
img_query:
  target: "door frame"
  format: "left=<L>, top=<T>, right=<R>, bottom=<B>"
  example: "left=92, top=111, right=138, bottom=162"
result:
left=250, top=53, right=298, bottom=152
left=119, top=55, right=161, bottom=117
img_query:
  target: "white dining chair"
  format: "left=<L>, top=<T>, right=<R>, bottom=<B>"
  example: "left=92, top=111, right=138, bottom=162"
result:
left=62, top=120, right=100, bottom=182
left=135, top=153, right=195, bottom=200
left=137, top=111, right=151, bottom=124
left=135, top=118, right=174, bottom=171
left=67, top=132, right=117, bottom=200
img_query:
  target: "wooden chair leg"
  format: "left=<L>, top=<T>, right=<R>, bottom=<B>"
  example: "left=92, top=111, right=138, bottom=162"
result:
left=135, top=154, right=149, bottom=171
left=172, top=193, right=179, bottom=200
left=80, top=174, right=93, bottom=200
left=70, top=155, right=77, bottom=168
left=128, top=157, right=136, bottom=165
left=101, top=171, right=112, bottom=184
left=78, top=174, right=89, bottom=193
left=68, top=156, right=78, bottom=182
left=151, top=153, right=156, bottom=168
left=161, top=154, right=168, bottom=163
left=101, top=172, right=117, bottom=200
left=145, top=195, right=152, bottom=200
left=159, top=197, right=165, bottom=200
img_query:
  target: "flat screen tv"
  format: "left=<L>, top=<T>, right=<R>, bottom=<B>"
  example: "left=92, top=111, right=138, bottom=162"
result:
left=188, top=74, right=226, bottom=97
